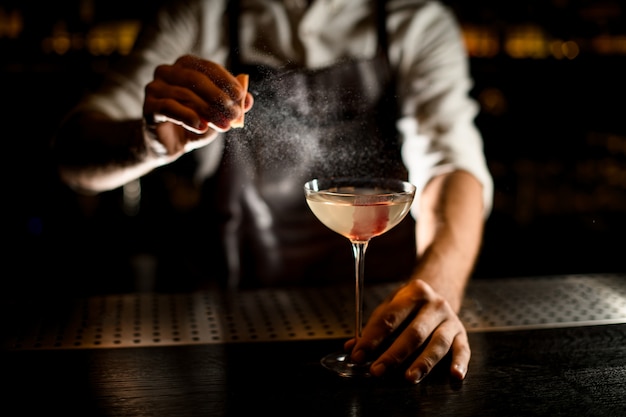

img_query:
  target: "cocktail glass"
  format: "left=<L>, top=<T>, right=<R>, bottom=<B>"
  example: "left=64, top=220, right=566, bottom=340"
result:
left=304, top=177, right=416, bottom=377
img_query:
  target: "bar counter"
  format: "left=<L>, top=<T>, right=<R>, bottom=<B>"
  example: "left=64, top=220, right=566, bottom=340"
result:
left=2, top=274, right=626, bottom=416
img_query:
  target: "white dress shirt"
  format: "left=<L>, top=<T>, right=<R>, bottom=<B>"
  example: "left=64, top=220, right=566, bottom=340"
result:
left=79, top=0, right=494, bottom=217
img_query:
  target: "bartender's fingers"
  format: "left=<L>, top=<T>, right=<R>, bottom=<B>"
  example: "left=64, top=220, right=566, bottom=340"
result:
left=347, top=280, right=429, bottom=357
left=366, top=295, right=449, bottom=375
left=146, top=74, right=235, bottom=133
left=174, top=55, right=244, bottom=102
left=168, top=56, right=251, bottom=122
left=400, top=319, right=469, bottom=384
left=449, top=330, right=471, bottom=380
left=150, top=121, right=218, bottom=157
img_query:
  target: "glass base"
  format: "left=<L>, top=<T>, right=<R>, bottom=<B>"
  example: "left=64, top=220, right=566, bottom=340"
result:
left=321, top=351, right=372, bottom=378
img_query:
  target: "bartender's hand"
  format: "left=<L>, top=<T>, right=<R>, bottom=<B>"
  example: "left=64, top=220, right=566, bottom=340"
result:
left=143, top=54, right=253, bottom=157
left=345, top=279, right=470, bottom=384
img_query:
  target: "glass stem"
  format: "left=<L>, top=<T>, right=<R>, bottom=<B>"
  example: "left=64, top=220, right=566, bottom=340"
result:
left=351, top=241, right=369, bottom=345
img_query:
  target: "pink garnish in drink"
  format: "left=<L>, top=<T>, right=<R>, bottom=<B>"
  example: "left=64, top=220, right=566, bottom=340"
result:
left=350, top=202, right=390, bottom=241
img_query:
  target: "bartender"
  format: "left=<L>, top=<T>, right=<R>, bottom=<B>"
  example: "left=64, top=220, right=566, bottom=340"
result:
left=52, top=0, right=493, bottom=385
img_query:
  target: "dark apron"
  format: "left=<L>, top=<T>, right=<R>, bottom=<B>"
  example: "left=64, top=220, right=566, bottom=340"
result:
left=198, top=0, right=417, bottom=289
left=141, top=2, right=416, bottom=288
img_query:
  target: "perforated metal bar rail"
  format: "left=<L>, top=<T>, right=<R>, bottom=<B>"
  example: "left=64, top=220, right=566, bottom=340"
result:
left=4, top=274, right=626, bottom=350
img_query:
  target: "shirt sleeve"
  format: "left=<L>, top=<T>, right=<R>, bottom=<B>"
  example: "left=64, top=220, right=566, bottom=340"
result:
left=75, top=0, right=229, bottom=120
left=388, top=1, right=494, bottom=218
left=71, top=0, right=230, bottom=178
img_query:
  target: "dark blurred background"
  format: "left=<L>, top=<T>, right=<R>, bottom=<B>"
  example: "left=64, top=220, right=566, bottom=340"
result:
left=2, top=0, right=625, bottom=295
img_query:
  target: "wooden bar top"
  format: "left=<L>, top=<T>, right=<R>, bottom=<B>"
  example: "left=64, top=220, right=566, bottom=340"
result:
left=2, top=324, right=626, bottom=416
